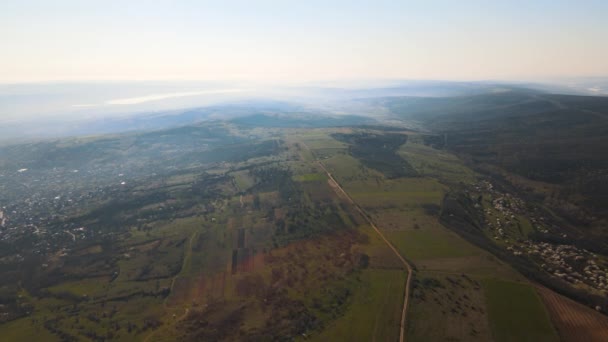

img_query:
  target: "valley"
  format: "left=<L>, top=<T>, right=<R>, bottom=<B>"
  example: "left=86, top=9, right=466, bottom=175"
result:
left=0, top=89, right=607, bottom=341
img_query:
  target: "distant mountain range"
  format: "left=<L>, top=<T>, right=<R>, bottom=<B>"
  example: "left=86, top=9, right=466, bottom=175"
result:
left=1, top=80, right=606, bottom=143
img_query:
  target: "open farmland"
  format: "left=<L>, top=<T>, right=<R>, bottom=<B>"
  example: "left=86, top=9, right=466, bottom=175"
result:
left=0, top=113, right=605, bottom=341
left=2, top=4, right=608, bottom=340
left=313, top=268, right=405, bottom=342
left=537, top=285, right=608, bottom=342
left=407, top=273, right=493, bottom=341
left=483, top=279, right=558, bottom=342
left=300, top=129, right=562, bottom=341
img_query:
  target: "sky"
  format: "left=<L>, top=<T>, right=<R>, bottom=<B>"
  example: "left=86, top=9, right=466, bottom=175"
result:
left=1, top=0, right=608, bottom=83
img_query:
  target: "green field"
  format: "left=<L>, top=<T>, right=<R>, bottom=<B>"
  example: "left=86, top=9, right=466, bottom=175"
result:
left=398, top=137, right=477, bottom=185
left=312, top=269, right=405, bottom=342
left=0, top=317, right=58, bottom=342
left=310, top=129, right=560, bottom=342
left=407, top=272, right=493, bottom=341
left=47, top=276, right=110, bottom=297
left=231, top=170, right=255, bottom=191
left=483, top=279, right=558, bottom=342
left=323, top=154, right=368, bottom=181
left=293, top=173, right=328, bottom=182
left=298, top=132, right=348, bottom=150
left=348, top=178, right=445, bottom=208
left=387, top=226, right=480, bottom=261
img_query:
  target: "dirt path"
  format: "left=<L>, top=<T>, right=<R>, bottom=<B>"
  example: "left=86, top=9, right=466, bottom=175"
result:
left=145, top=232, right=197, bottom=342
left=317, top=160, right=413, bottom=342
left=64, top=230, right=76, bottom=242
left=166, top=232, right=197, bottom=303
left=300, top=140, right=413, bottom=342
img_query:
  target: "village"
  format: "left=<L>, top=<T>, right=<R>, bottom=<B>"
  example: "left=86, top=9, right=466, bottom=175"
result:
left=0, top=164, right=140, bottom=264
left=474, top=180, right=608, bottom=296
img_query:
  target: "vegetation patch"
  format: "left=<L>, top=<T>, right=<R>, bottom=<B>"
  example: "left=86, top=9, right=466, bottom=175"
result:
left=387, top=226, right=479, bottom=261
left=293, top=173, right=328, bottom=182
left=331, top=132, right=418, bottom=178
left=408, top=273, right=493, bottom=341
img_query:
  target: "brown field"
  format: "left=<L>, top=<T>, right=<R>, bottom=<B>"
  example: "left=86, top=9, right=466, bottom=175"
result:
left=536, top=286, right=608, bottom=342
left=407, top=272, right=493, bottom=341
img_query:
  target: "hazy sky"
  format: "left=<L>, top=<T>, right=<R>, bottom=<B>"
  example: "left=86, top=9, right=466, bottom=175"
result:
left=1, top=0, right=607, bottom=83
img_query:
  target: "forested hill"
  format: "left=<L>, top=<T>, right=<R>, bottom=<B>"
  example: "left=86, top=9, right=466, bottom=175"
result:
left=384, top=90, right=608, bottom=236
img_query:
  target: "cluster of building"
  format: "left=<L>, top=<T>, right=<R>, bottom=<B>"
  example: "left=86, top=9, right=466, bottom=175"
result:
left=0, top=166, right=133, bottom=262
left=479, top=185, right=526, bottom=239
left=525, top=242, right=608, bottom=292
left=473, top=180, right=608, bottom=294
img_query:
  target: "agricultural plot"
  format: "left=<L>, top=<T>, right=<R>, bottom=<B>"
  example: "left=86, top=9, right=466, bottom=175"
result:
left=155, top=227, right=390, bottom=341
left=230, top=170, right=255, bottom=192
left=293, top=173, right=328, bottom=182
left=296, top=130, right=349, bottom=150
left=386, top=225, right=479, bottom=261
left=142, top=145, right=408, bottom=341
left=332, top=132, right=417, bottom=178
left=322, top=154, right=369, bottom=182
left=313, top=269, right=405, bottom=342
left=347, top=177, right=445, bottom=210
left=537, top=285, right=608, bottom=342
left=47, top=276, right=111, bottom=297
left=313, top=129, right=561, bottom=342
left=398, top=136, right=477, bottom=185
left=407, top=273, right=493, bottom=341
left=0, top=316, right=58, bottom=342
left=483, top=279, right=558, bottom=342
left=0, top=124, right=581, bottom=342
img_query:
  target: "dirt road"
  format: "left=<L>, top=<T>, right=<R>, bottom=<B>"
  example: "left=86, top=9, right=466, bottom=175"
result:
left=316, top=159, right=413, bottom=342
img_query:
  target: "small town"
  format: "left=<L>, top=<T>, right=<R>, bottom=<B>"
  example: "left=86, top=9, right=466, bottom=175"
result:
left=475, top=180, right=608, bottom=296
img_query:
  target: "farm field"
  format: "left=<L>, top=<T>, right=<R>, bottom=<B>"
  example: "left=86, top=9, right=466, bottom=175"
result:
left=142, top=135, right=411, bottom=341
left=386, top=227, right=479, bottom=261
left=312, top=269, right=405, bottom=342
left=483, top=279, right=558, bottom=342
left=397, top=135, right=477, bottom=185
left=537, top=285, right=608, bottom=342
left=0, top=316, right=58, bottom=342
left=1, top=5, right=608, bottom=338
left=407, top=272, right=493, bottom=341
left=0, top=122, right=602, bottom=341
left=298, top=129, right=562, bottom=342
